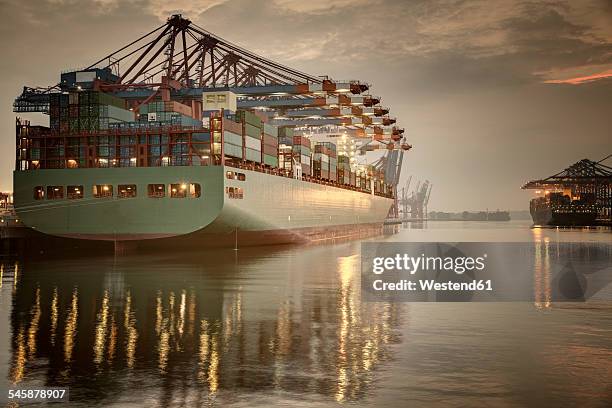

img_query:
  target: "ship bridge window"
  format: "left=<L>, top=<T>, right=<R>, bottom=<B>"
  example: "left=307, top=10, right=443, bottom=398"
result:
left=33, top=186, right=45, bottom=200
left=170, top=183, right=188, bottom=198
left=226, top=187, right=244, bottom=199
left=67, top=185, right=84, bottom=199
left=118, top=184, right=137, bottom=199
left=148, top=184, right=165, bottom=198
left=47, top=186, right=64, bottom=200
left=93, top=184, right=113, bottom=198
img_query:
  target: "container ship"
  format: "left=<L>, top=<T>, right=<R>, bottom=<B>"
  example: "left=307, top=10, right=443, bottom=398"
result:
left=12, top=15, right=411, bottom=249
left=522, top=157, right=612, bottom=227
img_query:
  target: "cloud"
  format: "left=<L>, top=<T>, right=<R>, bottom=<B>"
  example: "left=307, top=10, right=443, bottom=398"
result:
left=145, top=0, right=228, bottom=21
left=543, top=68, right=612, bottom=84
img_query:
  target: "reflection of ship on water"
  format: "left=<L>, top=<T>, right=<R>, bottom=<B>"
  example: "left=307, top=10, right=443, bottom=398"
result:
left=522, top=157, right=612, bottom=227
left=7, top=247, right=403, bottom=404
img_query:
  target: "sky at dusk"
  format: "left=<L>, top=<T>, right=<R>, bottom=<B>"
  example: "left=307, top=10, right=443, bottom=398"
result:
left=0, top=0, right=610, bottom=211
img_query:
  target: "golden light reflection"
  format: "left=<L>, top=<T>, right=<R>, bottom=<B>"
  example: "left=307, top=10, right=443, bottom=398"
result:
left=64, top=288, right=79, bottom=363
left=10, top=327, right=26, bottom=384
left=335, top=255, right=358, bottom=402
left=155, top=291, right=163, bottom=335
left=188, top=290, right=196, bottom=336
left=534, top=240, right=552, bottom=309
left=93, top=290, right=110, bottom=364
left=208, top=336, right=219, bottom=394
left=107, top=315, right=117, bottom=362
left=13, top=261, right=18, bottom=291
left=0, top=263, right=3, bottom=288
left=178, top=290, right=186, bottom=337
left=50, top=287, right=58, bottom=346
left=124, top=290, right=138, bottom=369
left=27, top=288, right=41, bottom=359
left=198, top=320, right=210, bottom=384
left=158, top=320, right=170, bottom=373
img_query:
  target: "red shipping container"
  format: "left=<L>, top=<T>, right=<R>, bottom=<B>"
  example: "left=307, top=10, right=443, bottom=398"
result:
left=263, top=144, right=277, bottom=156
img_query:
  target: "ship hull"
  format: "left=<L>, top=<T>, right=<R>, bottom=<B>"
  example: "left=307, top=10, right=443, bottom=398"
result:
left=13, top=166, right=393, bottom=248
left=530, top=207, right=598, bottom=226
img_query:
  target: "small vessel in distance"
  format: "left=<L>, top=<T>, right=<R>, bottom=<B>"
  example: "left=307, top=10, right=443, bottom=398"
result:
left=522, top=157, right=612, bottom=227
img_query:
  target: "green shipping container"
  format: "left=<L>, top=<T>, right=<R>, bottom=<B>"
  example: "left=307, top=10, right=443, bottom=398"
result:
left=237, top=110, right=262, bottom=128
left=263, top=154, right=278, bottom=167
left=224, top=142, right=243, bottom=159
left=245, top=123, right=261, bottom=139
left=263, top=123, right=278, bottom=137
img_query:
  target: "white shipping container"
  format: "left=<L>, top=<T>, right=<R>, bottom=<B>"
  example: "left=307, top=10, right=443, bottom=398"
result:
left=313, top=153, right=329, bottom=163
left=245, top=136, right=261, bottom=151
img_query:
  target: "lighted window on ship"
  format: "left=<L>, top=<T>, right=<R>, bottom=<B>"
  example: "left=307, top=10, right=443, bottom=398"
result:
left=67, top=185, right=84, bottom=199
left=47, top=186, right=64, bottom=200
left=118, top=184, right=137, bottom=198
left=33, top=186, right=44, bottom=200
left=170, top=183, right=188, bottom=198
left=226, top=186, right=244, bottom=199
left=93, top=184, right=113, bottom=198
left=148, top=184, right=165, bottom=198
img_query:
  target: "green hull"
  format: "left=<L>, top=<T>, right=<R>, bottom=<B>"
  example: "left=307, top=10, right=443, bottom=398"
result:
left=13, top=166, right=393, bottom=243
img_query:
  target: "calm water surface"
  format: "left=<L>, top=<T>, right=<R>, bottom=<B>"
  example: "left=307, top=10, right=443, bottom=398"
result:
left=0, top=220, right=611, bottom=407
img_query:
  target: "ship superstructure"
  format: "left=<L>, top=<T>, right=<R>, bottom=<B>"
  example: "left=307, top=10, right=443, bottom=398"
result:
left=12, top=15, right=411, bottom=247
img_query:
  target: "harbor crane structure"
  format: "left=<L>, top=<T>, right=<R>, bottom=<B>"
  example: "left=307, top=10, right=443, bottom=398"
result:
left=14, top=14, right=411, bottom=196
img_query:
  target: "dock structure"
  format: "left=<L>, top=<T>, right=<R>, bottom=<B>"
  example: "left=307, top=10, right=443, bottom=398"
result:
left=522, top=156, right=612, bottom=226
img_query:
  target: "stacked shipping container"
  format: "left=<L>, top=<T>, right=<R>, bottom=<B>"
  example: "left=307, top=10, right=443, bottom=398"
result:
left=262, top=123, right=278, bottom=167
left=313, top=142, right=337, bottom=180
left=337, top=155, right=351, bottom=185
left=292, top=136, right=311, bottom=176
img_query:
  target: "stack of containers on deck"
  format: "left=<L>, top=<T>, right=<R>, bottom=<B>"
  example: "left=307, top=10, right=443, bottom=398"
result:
left=239, top=110, right=262, bottom=163
left=278, top=127, right=294, bottom=146
left=292, top=135, right=311, bottom=176
left=49, top=93, right=69, bottom=135
left=137, top=100, right=200, bottom=128
left=262, top=123, right=279, bottom=167
left=313, top=142, right=336, bottom=180
left=79, top=91, right=132, bottom=131
left=223, top=116, right=243, bottom=159
left=62, top=91, right=132, bottom=134
left=337, top=155, right=351, bottom=185
left=278, top=145, right=293, bottom=172
left=278, top=127, right=294, bottom=171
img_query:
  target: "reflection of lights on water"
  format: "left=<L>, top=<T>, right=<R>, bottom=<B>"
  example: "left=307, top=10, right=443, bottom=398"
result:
left=178, top=290, right=186, bottom=337
left=336, top=255, right=358, bottom=402
left=155, top=291, right=163, bottom=335
left=107, top=316, right=118, bottom=362
left=198, top=320, right=210, bottom=384
left=50, top=287, right=58, bottom=346
left=94, top=290, right=110, bottom=365
left=125, top=290, right=138, bottom=369
left=208, top=337, right=219, bottom=394
left=158, top=325, right=170, bottom=372
left=28, top=288, right=41, bottom=359
left=10, top=327, right=26, bottom=384
left=13, top=262, right=19, bottom=291
left=64, top=288, right=79, bottom=364
left=534, top=240, right=552, bottom=309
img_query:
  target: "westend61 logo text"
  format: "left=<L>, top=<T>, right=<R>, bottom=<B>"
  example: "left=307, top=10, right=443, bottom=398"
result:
left=372, top=253, right=487, bottom=275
